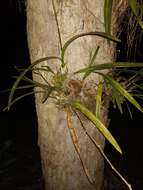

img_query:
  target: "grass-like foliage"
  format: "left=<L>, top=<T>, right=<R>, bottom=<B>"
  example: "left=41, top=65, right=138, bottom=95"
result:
left=5, top=1, right=143, bottom=189
left=129, top=0, right=143, bottom=29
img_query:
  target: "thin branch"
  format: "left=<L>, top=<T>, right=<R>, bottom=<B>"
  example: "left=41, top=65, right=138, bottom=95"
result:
left=65, top=107, right=94, bottom=186
left=74, top=110, right=132, bottom=190
left=52, top=0, right=63, bottom=51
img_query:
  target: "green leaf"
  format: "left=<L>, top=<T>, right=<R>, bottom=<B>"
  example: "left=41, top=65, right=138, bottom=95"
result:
left=104, top=0, right=113, bottom=43
left=1, top=85, right=35, bottom=93
left=89, top=46, right=100, bottom=66
left=129, top=0, right=143, bottom=29
left=33, top=65, right=55, bottom=74
left=72, top=101, right=122, bottom=154
left=83, top=46, right=100, bottom=79
left=22, top=76, right=49, bottom=89
left=95, top=82, right=103, bottom=118
left=132, top=82, right=143, bottom=90
left=42, top=87, right=55, bottom=103
left=75, top=62, right=143, bottom=78
left=8, top=56, right=61, bottom=110
left=112, top=88, right=124, bottom=114
left=129, top=0, right=138, bottom=14
left=4, top=91, right=38, bottom=111
left=105, top=75, right=143, bottom=113
left=61, top=32, right=120, bottom=67
left=125, top=101, right=133, bottom=119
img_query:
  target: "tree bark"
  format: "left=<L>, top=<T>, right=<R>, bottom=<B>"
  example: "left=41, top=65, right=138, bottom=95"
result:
left=26, top=0, right=121, bottom=189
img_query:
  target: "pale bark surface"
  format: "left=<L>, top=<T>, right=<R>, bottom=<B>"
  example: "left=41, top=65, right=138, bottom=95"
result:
left=26, top=0, right=116, bottom=189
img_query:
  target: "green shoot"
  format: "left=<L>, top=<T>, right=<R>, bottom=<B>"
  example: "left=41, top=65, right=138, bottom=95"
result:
left=72, top=101, right=122, bottom=154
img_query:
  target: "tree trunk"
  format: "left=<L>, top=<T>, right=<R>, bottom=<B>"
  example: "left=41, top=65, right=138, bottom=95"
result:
left=26, top=0, right=123, bottom=189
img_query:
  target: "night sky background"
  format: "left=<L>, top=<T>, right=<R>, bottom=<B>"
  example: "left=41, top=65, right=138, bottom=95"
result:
left=0, top=1, right=143, bottom=190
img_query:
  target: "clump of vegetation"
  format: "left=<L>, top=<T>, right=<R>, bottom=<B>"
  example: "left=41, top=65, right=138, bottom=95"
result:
left=5, top=0, right=143, bottom=189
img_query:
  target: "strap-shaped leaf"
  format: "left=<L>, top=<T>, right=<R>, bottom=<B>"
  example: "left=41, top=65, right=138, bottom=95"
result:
left=33, top=66, right=55, bottom=74
left=112, top=88, right=124, bottom=114
left=22, top=76, right=49, bottom=89
left=75, top=62, right=143, bottom=76
left=4, top=91, right=40, bottom=111
left=83, top=46, right=100, bottom=79
left=72, top=101, right=122, bottom=154
left=8, top=56, right=61, bottom=110
left=105, top=75, right=143, bottom=113
left=95, top=82, right=103, bottom=118
left=104, top=0, right=113, bottom=43
left=61, top=32, right=120, bottom=67
left=42, top=87, right=55, bottom=103
left=129, top=0, right=143, bottom=29
left=89, top=46, right=100, bottom=66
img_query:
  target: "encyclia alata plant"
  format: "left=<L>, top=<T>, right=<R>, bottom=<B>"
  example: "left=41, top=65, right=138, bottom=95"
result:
left=5, top=0, right=143, bottom=189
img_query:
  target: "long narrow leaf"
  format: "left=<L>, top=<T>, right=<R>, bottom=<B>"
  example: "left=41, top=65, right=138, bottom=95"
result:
left=61, top=32, right=120, bottom=67
left=89, top=46, right=100, bottom=66
left=8, top=56, right=61, bottom=110
left=112, top=88, right=124, bottom=114
left=75, top=62, right=143, bottom=76
left=1, top=85, right=35, bottom=93
left=125, top=101, right=133, bottom=119
left=95, top=82, right=103, bottom=118
left=129, top=0, right=143, bottom=29
left=83, top=46, right=100, bottom=79
left=104, top=0, right=113, bottom=43
left=74, top=110, right=132, bottom=190
left=105, top=75, right=143, bottom=113
left=4, top=91, right=43, bottom=111
left=33, top=66, right=54, bottom=74
left=72, top=101, right=122, bottom=154
left=22, top=76, right=49, bottom=89
left=42, top=87, right=55, bottom=103
left=132, top=82, right=143, bottom=90
left=129, top=0, right=138, bottom=13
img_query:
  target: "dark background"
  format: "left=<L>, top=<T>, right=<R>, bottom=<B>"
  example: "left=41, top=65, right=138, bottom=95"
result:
left=0, top=1, right=143, bottom=190
left=0, top=1, right=44, bottom=190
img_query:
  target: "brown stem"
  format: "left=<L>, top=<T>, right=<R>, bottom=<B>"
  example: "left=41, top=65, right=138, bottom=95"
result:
left=74, top=110, right=132, bottom=190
